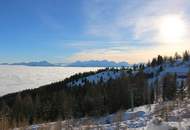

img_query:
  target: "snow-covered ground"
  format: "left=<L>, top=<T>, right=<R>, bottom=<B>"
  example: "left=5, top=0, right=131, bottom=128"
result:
left=68, top=59, right=190, bottom=88
left=68, top=70, right=126, bottom=86
left=0, top=65, right=101, bottom=96
left=144, top=60, right=190, bottom=86
left=18, top=100, right=190, bottom=130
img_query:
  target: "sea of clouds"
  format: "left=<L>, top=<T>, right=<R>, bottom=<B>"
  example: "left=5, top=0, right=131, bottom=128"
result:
left=0, top=65, right=100, bottom=96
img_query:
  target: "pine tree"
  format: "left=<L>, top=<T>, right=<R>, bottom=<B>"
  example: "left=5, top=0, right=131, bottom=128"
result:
left=151, top=58, right=157, bottom=67
left=0, top=101, right=10, bottom=129
left=63, top=92, right=73, bottom=120
left=179, top=81, right=185, bottom=101
left=183, top=50, right=189, bottom=61
left=157, top=55, right=163, bottom=65
left=162, top=74, right=177, bottom=101
left=147, top=60, right=151, bottom=67
left=23, top=95, right=34, bottom=125
left=174, top=52, right=181, bottom=60
left=187, top=72, right=190, bottom=98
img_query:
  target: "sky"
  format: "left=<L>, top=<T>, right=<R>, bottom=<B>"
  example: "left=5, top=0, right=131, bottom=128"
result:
left=0, top=0, right=190, bottom=64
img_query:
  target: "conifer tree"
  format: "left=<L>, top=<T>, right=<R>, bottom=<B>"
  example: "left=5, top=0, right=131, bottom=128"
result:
left=183, top=50, right=189, bottom=61
left=187, top=72, right=190, bottom=98
left=162, top=74, right=177, bottom=101
left=174, top=52, right=181, bottom=60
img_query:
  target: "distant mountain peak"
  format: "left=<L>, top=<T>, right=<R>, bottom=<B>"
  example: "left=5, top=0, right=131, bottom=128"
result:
left=68, top=60, right=129, bottom=67
left=0, top=61, right=56, bottom=67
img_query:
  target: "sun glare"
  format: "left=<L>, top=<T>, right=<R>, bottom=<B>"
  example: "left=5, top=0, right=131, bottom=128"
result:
left=158, top=15, right=186, bottom=43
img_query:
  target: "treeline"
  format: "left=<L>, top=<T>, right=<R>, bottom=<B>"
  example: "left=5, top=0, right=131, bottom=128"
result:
left=0, top=50, right=190, bottom=129
left=147, top=50, right=190, bottom=67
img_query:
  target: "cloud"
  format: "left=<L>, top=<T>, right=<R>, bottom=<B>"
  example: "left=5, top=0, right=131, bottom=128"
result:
left=64, top=40, right=132, bottom=51
left=0, top=66, right=99, bottom=96
left=83, top=0, right=190, bottom=41
left=65, top=0, right=190, bottom=63
left=68, top=42, right=190, bottom=64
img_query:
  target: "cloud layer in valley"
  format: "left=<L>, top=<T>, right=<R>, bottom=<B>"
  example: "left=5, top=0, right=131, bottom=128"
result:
left=0, top=65, right=99, bottom=96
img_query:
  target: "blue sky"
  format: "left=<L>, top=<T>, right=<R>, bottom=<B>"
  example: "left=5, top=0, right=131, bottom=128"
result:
left=0, top=0, right=190, bottom=64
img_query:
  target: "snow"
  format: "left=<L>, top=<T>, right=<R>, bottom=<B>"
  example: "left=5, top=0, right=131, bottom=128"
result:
left=144, top=60, right=190, bottom=87
left=144, top=60, right=190, bottom=76
left=67, top=59, right=190, bottom=88
left=68, top=70, right=126, bottom=86
left=20, top=100, right=190, bottom=130
left=146, top=120, right=173, bottom=130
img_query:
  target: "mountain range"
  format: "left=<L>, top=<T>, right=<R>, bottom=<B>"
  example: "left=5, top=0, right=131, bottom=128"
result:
left=68, top=60, right=129, bottom=67
left=0, top=61, right=56, bottom=67
left=0, top=60, right=129, bottom=67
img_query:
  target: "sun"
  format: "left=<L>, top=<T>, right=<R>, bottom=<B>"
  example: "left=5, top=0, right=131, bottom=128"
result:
left=158, top=15, right=186, bottom=43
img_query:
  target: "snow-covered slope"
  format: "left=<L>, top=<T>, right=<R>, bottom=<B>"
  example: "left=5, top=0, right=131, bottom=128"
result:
left=21, top=100, right=190, bottom=130
left=68, top=70, right=127, bottom=86
left=144, top=59, right=190, bottom=86
left=68, top=59, right=190, bottom=87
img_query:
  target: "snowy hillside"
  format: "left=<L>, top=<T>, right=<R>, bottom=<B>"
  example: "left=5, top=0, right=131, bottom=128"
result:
left=68, top=70, right=127, bottom=86
left=20, top=99, right=190, bottom=130
left=68, top=59, right=190, bottom=87
left=144, top=59, right=190, bottom=86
